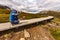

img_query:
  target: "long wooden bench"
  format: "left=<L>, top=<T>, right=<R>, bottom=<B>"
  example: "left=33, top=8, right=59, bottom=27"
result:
left=0, top=16, right=54, bottom=31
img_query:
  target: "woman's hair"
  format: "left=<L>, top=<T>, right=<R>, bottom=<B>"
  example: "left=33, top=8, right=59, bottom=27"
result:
left=11, top=9, right=17, bottom=13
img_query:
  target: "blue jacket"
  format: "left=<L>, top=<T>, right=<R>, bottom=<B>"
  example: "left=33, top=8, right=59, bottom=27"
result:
left=9, top=10, right=18, bottom=22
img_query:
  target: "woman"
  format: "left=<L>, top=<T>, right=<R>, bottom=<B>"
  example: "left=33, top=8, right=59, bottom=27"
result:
left=9, top=9, right=19, bottom=25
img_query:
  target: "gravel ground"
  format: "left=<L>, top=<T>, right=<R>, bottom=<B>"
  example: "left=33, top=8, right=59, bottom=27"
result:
left=0, top=22, right=55, bottom=40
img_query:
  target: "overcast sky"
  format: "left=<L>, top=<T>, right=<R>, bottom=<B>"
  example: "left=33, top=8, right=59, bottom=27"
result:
left=0, top=0, right=60, bottom=13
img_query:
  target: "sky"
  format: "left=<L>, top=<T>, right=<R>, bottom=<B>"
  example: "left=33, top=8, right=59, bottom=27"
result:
left=0, top=0, right=60, bottom=13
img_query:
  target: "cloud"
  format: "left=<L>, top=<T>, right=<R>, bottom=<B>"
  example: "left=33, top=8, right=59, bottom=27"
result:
left=0, top=0, right=60, bottom=13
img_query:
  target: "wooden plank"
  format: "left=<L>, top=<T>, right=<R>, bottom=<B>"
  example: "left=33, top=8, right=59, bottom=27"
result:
left=0, top=16, right=53, bottom=31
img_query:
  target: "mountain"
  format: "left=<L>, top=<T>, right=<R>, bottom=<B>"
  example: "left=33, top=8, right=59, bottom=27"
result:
left=0, top=5, right=10, bottom=9
left=38, top=10, right=60, bottom=18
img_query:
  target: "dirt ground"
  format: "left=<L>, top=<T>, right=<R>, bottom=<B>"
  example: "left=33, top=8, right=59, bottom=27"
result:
left=0, top=22, right=55, bottom=40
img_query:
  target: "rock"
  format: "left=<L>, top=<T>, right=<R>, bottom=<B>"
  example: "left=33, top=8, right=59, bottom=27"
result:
left=34, top=36, right=37, bottom=40
left=20, top=38, right=25, bottom=40
left=44, top=36, right=49, bottom=40
left=24, top=29, right=30, bottom=38
left=4, top=34, right=11, bottom=37
left=5, top=38, right=8, bottom=40
left=15, top=32, right=21, bottom=35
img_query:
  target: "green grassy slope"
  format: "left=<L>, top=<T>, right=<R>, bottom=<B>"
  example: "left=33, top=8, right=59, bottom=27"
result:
left=0, top=8, right=10, bottom=23
left=0, top=8, right=45, bottom=23
left=38, top=11, right=60, bottom=18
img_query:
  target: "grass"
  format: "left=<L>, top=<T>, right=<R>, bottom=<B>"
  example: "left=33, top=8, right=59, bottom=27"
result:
left=50, top=18, right=60, bottom=40
left=0, top=8, right=10, bottom=23
left=18, top=12, right=45, bottom=19
left=0, top=14, right=9, bottom=23
left=45, top=11, right=60, bottom=40
left=50, top=28, right=60, bottom=40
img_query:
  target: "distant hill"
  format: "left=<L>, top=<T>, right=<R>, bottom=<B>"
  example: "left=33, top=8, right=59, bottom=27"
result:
left=0, top=5, right=10, bottom=9
left=38, top=11, right=60, bottom=18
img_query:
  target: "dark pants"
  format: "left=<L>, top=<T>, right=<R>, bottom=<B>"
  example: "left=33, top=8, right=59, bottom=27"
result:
left=11, top=20, right=19, bottom=25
